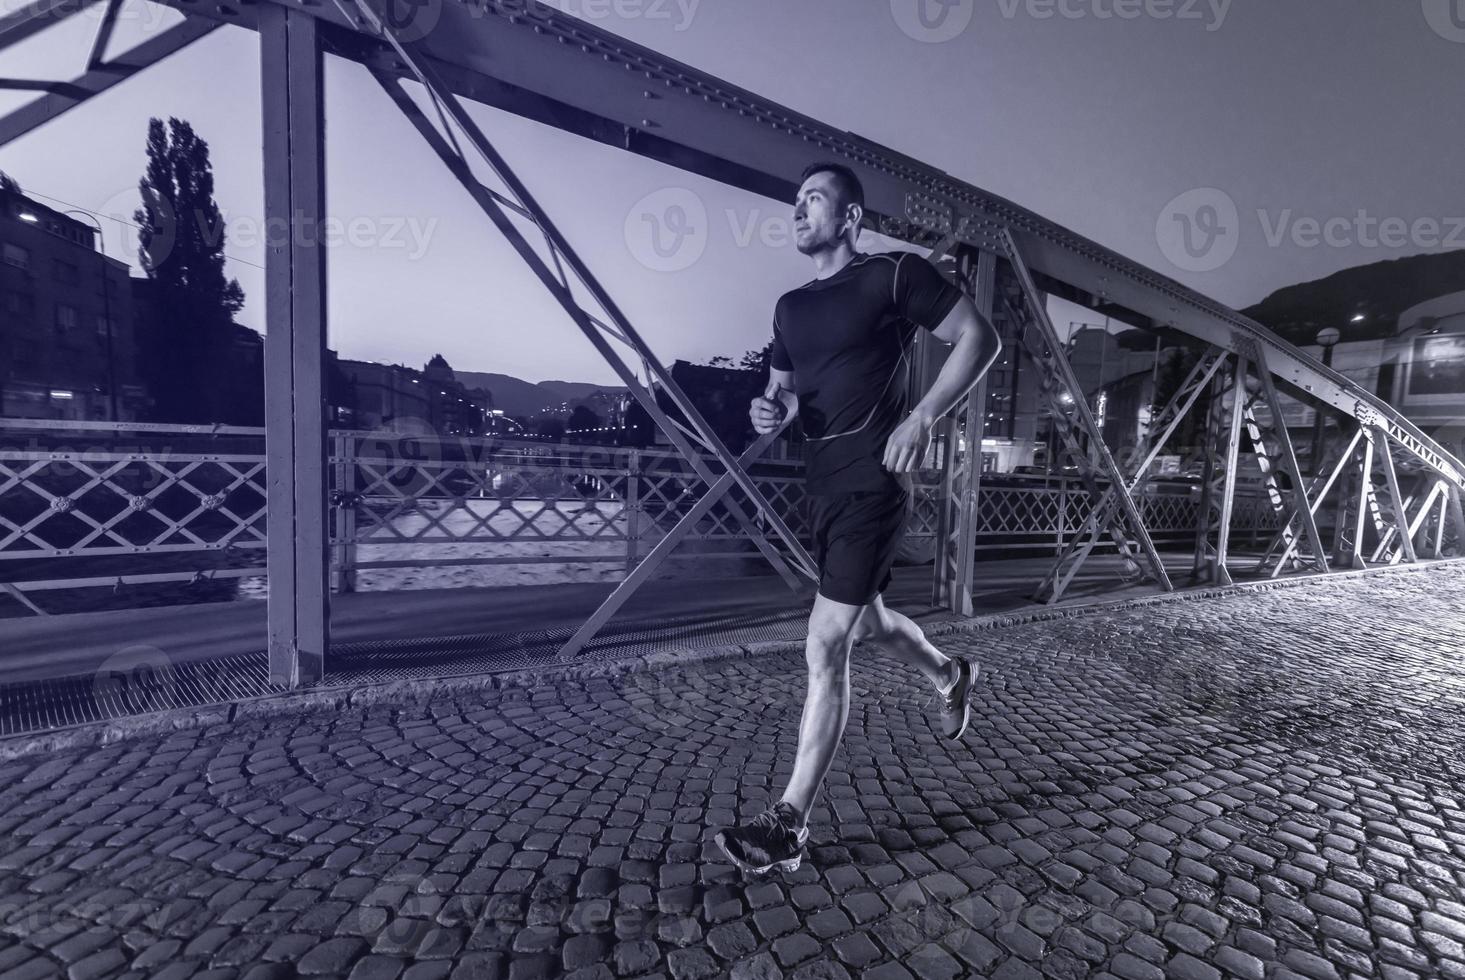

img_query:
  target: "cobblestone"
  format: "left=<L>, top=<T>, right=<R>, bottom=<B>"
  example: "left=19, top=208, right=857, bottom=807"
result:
left=1, top=566, right=1465, bottom=976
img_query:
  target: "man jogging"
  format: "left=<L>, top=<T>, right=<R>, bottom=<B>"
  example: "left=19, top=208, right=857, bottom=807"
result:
left=714, top=162, right=1002, bottom=876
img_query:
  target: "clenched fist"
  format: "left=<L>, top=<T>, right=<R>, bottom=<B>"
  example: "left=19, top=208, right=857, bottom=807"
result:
left=750, top=384, right=790, bottom=435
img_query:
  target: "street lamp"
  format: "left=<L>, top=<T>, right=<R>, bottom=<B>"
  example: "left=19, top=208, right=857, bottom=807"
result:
left=63, top=210, right=118, bottom=422
left=1308, top=323, right=1347, bottom=474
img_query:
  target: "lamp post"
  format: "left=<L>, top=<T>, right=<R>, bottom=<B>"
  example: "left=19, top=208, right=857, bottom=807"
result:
left=1308, top=324, right=1344, bottom=474
left=64, top=210, right=118, bottom=422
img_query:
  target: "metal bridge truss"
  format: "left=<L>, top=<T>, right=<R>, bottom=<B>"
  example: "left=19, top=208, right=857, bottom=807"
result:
left=5, top=0, right=1464, bottom=684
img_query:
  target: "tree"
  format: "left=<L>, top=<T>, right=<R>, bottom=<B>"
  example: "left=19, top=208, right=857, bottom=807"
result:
left=568, top=405, right=601, bottom=433
left=739, top=340, right=773, bottom=373
left=534, top=417, right=566, bottom=442
left=702, top=341, right=773, bottom=374
left=134, top=117, right=247, bottom=423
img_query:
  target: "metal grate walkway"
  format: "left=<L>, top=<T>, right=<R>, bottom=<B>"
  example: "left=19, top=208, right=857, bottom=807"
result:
left=0, top=607, right=829, bottom=739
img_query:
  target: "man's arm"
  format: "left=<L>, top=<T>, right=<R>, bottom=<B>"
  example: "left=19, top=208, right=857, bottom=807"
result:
left=751, top=367, right=798, bottom=434
left=766, top=368, right=798, bottom=419
left=882, top=294, right=1002, bottom=473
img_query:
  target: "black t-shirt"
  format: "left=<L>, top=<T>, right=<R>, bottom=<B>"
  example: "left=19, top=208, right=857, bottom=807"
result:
left=771, top=250, right=964, bottom=495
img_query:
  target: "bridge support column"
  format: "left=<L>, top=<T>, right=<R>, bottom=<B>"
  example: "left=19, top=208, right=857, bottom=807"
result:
left=1193, top=354, right=1243, bottom=586
left=261, top=3, right=329, bottom=687
left=1333, top=432, right=1374, bottom=570
left=931, top=247, right=995, bottom=615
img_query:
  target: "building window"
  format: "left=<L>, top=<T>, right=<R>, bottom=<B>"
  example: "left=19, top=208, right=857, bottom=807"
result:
left=3, top=289, right=34, bottom=319
left=96, top=315, right=114, bottom=338
left=55, top=303, right=78, bottom=333
left=2, top=242, right=28, bottom=270
left=50, top=258, right=79, bottom=284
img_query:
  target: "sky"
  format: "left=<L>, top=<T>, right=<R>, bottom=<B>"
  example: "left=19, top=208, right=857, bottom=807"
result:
left=2, top=1, right=1463, bottom=386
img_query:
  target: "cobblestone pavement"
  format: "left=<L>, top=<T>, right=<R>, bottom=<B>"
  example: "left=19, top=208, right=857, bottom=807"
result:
left=4, top=565, right=1465, bottom=980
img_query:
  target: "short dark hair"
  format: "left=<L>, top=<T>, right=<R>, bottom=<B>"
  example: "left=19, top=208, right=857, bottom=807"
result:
left=799, top=161, right=865, bottom=214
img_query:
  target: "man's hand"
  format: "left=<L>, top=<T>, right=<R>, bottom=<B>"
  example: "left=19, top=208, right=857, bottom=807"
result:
left=750, top=382, right=789, bottom=435
left=882, top=412, right=935, bottom=473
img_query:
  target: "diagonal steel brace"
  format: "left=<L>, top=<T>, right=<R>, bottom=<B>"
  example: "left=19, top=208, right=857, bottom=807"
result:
left=367, top=66, right=813, bottom=590
left=1036, top=347, right=1225, bottom=602
left=999, top=229, right=1172, bottom=599
left=355, top=25, right=819, bottom=607
left=1237, top=339, right=1329, bottom=574
left=0, top=15, right=220, bottom=149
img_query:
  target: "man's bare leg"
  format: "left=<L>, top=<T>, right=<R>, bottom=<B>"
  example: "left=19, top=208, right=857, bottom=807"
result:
left=853, top=593, right=958, bottom=692
left=778, top=593, right=865, bottom=829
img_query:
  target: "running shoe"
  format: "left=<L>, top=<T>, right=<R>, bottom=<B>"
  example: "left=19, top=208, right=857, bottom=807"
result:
left=714, top=801, right=809, bottom=875
left=936, top=656, right=978, bottom=740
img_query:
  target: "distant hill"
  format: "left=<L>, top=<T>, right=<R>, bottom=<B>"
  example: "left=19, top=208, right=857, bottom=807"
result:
left=455, top=371, right=626, bottom=417
left=539, top=380, right=625, bottom=402
left=1242, top=249, right=1465, bottom=346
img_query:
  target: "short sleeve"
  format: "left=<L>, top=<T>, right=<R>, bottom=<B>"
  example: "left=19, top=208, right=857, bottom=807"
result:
left=770, top=312, right=792, bottom=371
left=893, top=252, right=963, bottom=331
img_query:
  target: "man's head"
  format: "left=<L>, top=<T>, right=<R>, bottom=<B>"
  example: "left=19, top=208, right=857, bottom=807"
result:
left=793, top=162, right=864, bottom=256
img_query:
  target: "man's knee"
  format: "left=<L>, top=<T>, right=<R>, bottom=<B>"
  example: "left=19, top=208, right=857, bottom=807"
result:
left=807, top=600, right=861, bottom=669
left=851, top=606, right=892, bottom=644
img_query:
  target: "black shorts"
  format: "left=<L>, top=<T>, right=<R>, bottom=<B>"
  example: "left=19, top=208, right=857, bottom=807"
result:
left=805, top=481, right=912, bottom=606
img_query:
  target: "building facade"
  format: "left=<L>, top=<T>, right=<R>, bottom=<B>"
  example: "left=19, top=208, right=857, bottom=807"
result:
left=0, top=186, right=141, bottom=420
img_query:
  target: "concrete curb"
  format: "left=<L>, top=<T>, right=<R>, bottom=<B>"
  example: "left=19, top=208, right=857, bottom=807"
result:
left=3, top=555, right=1461, bottom=761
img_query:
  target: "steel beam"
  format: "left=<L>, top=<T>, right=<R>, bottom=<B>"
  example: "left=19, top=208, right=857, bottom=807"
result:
left=1193, top=356, right=1244, bottom=586
left=0, top=0, right=101, bottom=51
left=1372, top=431, right=1418, bottom=565
left=1000, top=230, right=1171, bottom=601
left=1240, top=339, right=1328, bottom=573
left=554, top=427, right=792, bottom=659
left=261, top=2, right=329, bottom=686
left=931, top=247, right=995, bottom=615
left=1420, top=482, right=1449, bottom=560
left=1447, top=487, right=1465, bottom=557
left=1037, top=347, right=1225, bottom=599
left=1335, top=432, right=1375, bottom=570
left=84, top=0, right=121, bottom=71
left=1260, top=428, right=1362, bottom=577
left=0, top=16, right=221, bottom=148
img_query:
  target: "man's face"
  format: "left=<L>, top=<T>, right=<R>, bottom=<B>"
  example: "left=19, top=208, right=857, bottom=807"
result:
left=793, top=171, right=855, bottom=255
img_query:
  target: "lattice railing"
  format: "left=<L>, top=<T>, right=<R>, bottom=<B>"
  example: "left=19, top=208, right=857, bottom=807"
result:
left=0, top=420, right=1282, bottom=609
